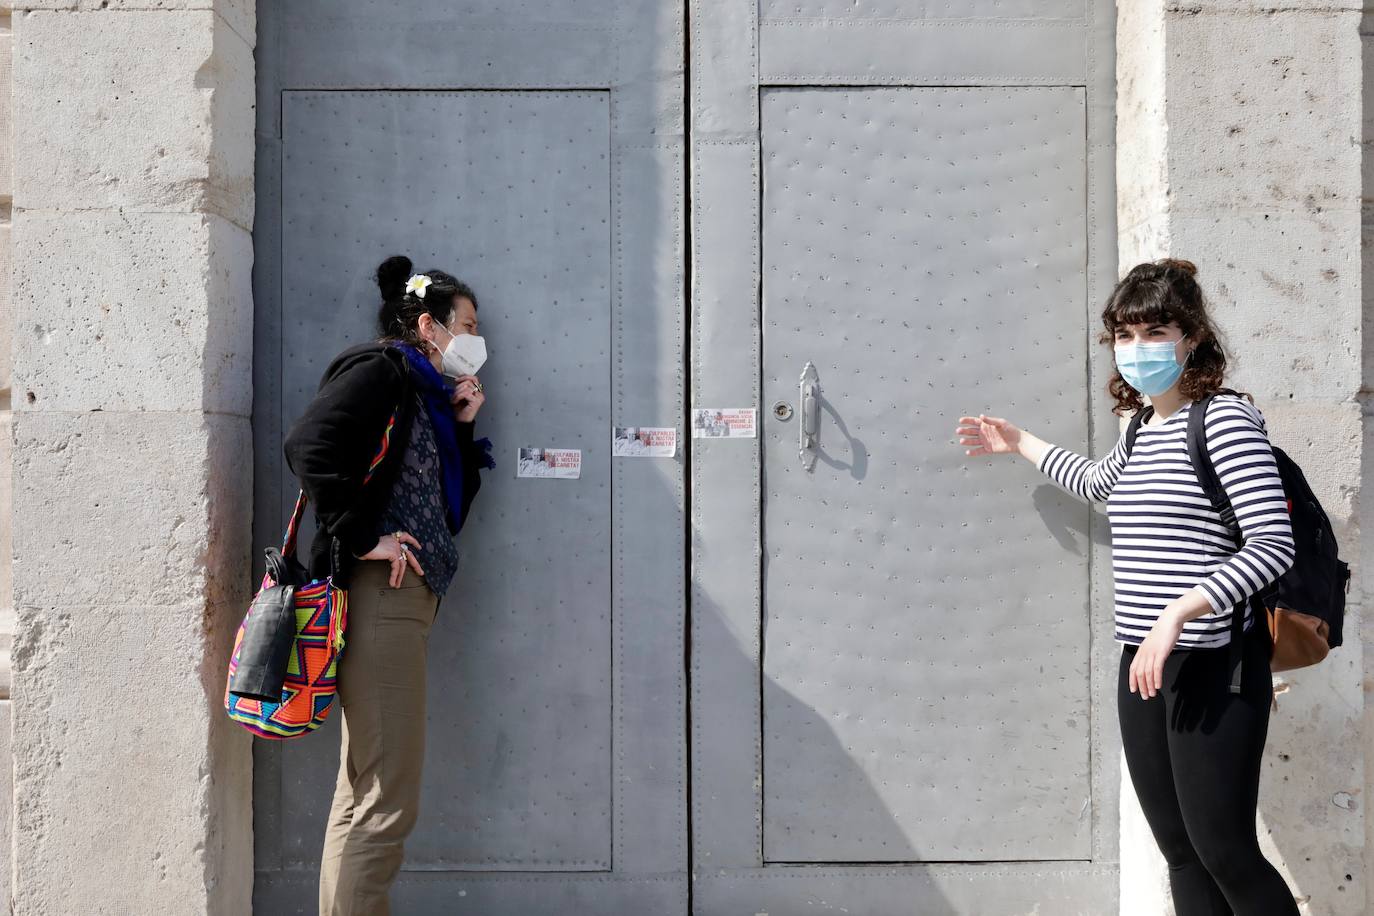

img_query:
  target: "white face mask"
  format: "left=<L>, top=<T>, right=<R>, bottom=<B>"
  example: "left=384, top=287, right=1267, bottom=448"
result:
left=432, top=322, right=488, bottom=378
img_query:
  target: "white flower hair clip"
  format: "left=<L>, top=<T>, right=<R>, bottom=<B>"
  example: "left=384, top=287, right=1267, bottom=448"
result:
left=405, top=274, right=433, bottom=299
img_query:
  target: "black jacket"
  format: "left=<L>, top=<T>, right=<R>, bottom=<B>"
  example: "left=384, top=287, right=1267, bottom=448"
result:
left=283, top=342, right=487, bottom=586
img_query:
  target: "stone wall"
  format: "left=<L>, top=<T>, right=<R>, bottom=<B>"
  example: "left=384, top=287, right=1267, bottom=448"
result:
left=1120, top=2, right=1366, bottom=913
left=0, top=1, right=1367, bottom=913
left=7, top=4, right=255, bottom=913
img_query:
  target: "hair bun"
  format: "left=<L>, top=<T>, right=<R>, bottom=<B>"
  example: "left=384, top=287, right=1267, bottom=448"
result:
left=1157, top=257, right=1198, bottom=278
left=376, top=255, right=414, bottom=301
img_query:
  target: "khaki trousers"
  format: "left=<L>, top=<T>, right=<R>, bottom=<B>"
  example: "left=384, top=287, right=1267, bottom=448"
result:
left=319, top=562, right=438, bottom=916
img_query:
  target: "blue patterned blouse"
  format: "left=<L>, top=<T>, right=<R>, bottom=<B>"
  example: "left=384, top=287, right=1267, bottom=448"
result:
left=377, top=395, right=462, bottom=598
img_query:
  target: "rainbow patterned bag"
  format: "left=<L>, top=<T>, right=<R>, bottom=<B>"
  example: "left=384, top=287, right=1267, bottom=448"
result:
left=224, top=413, right=397, bottom=739
left=224, top=492, right=351, bottom=739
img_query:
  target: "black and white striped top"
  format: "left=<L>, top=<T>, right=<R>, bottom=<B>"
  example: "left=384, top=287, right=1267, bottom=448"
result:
left=1037, top=394, right=1295, bottom=649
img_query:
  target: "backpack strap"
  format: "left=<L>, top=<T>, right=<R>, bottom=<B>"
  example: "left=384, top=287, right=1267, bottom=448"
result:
left=1186, top=393, right=1227, bottom=513
left=1184, top=393, right=1250, bottom=694
left=1124, top=404, right=1153, bottom=458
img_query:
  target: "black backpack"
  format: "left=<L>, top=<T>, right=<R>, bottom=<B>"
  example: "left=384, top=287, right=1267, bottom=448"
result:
left=1124, top=390, right=1350, bottom=693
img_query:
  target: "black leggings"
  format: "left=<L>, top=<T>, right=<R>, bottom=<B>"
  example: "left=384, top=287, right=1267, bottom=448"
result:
left=1118, top=621, right=1298, bottom=916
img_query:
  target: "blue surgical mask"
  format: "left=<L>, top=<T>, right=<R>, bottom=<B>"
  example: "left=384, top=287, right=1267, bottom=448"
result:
left=1115, top=337, right=1189, bottom=396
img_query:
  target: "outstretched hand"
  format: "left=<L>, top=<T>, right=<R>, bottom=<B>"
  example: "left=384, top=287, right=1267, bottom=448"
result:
left=955, top=414, right=1022, bottom=457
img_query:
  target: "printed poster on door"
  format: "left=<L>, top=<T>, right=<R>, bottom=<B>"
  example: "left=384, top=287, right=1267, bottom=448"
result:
left=517, top=447, right=582, bottom=480
left=692, top=408, right=757, bottom=439
left=612, top=427, right=677, bottom=458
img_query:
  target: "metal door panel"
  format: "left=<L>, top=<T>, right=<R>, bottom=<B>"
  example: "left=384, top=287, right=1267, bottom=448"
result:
left=759, top=19, right=1087, bottom=85
left=255, top=2, right=686, bottom=908
left=276, top=89, right=614, bottom=870
left=760, top=86, right=1091, bottom=863
left=695, top=864, right=1117, bottom=915
left=276, top=2, right=616, bottom=90
left=760, top=0, right=1087, bottom=17
left=691, top=0, right=1120, bottom=909
left=256, top=871, right=688, bottom=916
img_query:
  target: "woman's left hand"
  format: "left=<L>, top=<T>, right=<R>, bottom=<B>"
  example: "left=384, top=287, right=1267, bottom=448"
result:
left=451, top=375, right=486, bottom=422
left=1129, top=608, right=1186, bottom=700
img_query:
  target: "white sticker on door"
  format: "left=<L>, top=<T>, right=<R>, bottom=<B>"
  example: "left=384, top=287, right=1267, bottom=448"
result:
left=516, top=447, right=582, bottom=479
left=612, top=427, right=677, bottom=458
left=692, top=408, right=758, bottom=439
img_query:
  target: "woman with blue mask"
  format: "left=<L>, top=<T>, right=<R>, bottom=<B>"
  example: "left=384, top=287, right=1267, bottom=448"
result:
left=954, top=259, right=1299, bottom=915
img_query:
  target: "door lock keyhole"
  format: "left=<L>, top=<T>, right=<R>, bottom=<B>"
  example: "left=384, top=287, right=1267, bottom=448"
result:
left=773, top=401, right=794, bottom=421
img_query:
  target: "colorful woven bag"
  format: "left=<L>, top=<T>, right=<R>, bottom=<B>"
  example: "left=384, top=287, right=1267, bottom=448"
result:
left=224, top=412, right=397, bottom=740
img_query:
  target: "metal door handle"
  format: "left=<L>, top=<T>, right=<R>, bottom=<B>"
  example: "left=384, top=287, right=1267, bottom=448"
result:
left=800, top=362, right=819, bottom=471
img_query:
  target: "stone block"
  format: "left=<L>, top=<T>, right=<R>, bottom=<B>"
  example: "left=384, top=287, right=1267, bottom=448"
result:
left=1261, top=607, right=1366, bottom=913
left=1116, top=0, right=1168, bottom=240
left=0, top=220, right=11, bottom=395
left=1164, top=10, right=1362, bottom=218
left=0, top=701, right=9, bottom=910
left=1363, top=218, right=1374, bottom=392
left=12, top=211, right=252, bottom=414
left=1170, top=212, right=1361, bottom=400
left=0, top=29, right=12, bottom=204
left=1363, top=406, right=1374, bottom=916
left=10, top=0, right=252, bottom=44
left=1363, top=29, right=1374, bottom=209
left=1170, top=0, right=1363, bottom=11
left=13, top=10, right=253, bottom=229
left=0, top=408, right=11, bottom=697
left=10, top=601, right=252, bottom=915
left=1117, top=214, right=1170, bottom=274
left=1119, top=748, right=1172, bottom=916
left=11, top=411, right=252, bottom=611
left=1248, top=398, right=1362, bottom=552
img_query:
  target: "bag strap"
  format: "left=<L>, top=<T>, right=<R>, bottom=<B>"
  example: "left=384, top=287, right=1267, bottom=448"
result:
left=1124, top=404, right=1153, bottom=458
left=1183, top=393, right=1252, bottom=694
left=280, top=408, right=402, bottom=561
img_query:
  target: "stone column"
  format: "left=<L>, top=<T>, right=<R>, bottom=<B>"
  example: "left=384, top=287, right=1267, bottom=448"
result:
left=9, top=4, right=255, bottom=913
left=1118, top=1, right=1365, bottom=913
left=0, top=4, right=13, bottom=910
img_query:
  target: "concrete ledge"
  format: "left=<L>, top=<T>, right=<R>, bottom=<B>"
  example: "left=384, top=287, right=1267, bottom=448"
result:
left=13, top=10, right=254, bottom=229
left=13, top=212, right=252, bottom=414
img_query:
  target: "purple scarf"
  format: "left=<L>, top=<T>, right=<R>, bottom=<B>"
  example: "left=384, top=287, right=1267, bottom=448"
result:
left=395, top=344, right=472, bottom=531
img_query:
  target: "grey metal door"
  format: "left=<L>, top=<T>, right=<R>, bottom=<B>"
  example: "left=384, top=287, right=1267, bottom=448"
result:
left=252, top=4, right=685, bottom=913
left=690, top=2, right=1122, bottom=913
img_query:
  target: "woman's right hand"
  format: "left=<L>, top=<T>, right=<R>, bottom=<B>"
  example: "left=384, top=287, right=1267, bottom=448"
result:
left=358, top=531, right=425, bottom=588
left=955, top=414, right=1022, bottom=457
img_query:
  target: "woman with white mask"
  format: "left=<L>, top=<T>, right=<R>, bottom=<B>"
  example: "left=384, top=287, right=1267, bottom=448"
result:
left=285, top=254, right=495, bottom=915
left=955, top=259, right=1299, bottom=915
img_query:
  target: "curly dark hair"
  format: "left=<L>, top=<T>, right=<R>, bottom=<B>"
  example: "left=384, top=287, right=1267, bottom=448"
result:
left=374, top=254, right=479, bottom=351
left=1098, top=258, right=1251, bottom=416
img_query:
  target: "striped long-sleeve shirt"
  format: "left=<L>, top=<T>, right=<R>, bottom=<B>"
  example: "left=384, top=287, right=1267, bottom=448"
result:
left=1036, top=394, right=1295, bottom=649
